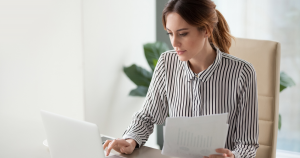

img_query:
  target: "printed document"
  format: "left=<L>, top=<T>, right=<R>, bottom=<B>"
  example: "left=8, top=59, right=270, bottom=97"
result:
left=161, top=113, right=229, bottom=158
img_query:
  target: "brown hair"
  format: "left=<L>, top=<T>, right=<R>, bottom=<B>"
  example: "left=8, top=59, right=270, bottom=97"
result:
left=162, top=0, right=235, bottom=54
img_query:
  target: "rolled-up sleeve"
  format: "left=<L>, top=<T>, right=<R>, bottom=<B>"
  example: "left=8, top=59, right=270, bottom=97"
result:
left=232, top=63, right=260, bottom=158
left=122, top=53, right=168, bottom=148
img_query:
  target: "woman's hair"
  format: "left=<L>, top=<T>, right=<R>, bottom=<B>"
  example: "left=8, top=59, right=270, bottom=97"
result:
left=162, top=0, right=235, bottom=54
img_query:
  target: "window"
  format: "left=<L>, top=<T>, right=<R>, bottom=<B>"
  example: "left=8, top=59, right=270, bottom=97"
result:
left=214, top=0, right=300, bottom=156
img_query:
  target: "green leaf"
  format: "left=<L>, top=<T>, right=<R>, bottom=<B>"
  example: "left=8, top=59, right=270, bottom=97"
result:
left=278, top=72, right=295, bottom=131
left=123, top=64, right=152, bottom=87
left=144, top=41, right=169, bottom=71
left=278, top=114, right=281, bottom=130
left=153, top=59, right=158, bottom=68
left=129, top=86, right=148, bottom=97
left=280, top=71, right=296, bottom=92
left=280, top=84, right=286, bottom=92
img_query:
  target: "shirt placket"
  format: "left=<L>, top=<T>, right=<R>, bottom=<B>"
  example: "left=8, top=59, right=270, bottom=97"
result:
left=192, top=75, right=201, bottom=117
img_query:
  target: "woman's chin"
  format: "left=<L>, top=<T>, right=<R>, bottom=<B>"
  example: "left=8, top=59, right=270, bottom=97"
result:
left=177, top=55, right=189, bottom=62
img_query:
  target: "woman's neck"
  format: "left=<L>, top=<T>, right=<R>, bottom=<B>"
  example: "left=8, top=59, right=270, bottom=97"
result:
left=188, top=40, right=217, bottom=74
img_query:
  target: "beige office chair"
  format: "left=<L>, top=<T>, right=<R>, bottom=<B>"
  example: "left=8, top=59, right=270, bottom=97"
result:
left=229, top=38, right=280, bottom=158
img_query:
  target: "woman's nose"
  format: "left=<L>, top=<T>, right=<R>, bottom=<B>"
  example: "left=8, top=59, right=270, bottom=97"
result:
left=171, top=35, right=181, bottom=48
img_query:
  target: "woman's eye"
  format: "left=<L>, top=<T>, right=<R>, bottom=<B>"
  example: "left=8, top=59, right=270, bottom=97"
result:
left=180, top=33, right=188, bottom=36
left=166, top=32, right=188, bottom=36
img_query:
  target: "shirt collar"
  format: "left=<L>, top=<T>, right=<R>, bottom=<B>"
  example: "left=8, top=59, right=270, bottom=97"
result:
left=184, top=46, right=222, bottom=82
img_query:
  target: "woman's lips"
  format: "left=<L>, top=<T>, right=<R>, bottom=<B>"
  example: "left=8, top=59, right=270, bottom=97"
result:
left=176, top=50, right=186, bottom=55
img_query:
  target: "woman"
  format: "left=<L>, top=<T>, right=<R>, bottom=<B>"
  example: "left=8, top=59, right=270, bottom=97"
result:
left=103, top=0, right=259, bottom=157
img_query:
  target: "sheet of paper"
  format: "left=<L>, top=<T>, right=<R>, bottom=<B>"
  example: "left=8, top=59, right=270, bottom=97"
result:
left=166, top=113, right=228, bottom=126
left=162, top=113, right=229, bottom=158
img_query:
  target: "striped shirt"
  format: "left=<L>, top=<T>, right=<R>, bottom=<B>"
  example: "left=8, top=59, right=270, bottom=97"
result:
left=123, top=46, right=259, bottom=158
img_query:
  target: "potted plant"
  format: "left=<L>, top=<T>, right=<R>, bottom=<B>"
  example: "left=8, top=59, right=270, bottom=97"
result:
left=123, top=41, right=169, bottom=97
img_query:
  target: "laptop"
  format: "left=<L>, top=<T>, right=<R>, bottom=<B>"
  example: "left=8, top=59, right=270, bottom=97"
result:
left=40, top=110, right=122, bottom=158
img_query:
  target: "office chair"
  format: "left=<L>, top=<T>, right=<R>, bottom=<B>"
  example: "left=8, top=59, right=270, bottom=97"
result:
left=229, top=38, right=281, bottom=158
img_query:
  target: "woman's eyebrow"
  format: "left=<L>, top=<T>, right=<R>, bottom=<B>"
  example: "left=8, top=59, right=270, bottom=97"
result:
left=166, top=28, right=189, bottom=32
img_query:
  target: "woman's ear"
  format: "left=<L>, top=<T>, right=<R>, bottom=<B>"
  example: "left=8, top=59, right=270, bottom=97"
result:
left=204, top=29, right=211, bottom=38
left=198, top=27, right=211, bottom=38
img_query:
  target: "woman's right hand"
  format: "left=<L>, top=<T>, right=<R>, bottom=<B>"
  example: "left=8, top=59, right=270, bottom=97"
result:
left=103, top=138, right=136, bottom=156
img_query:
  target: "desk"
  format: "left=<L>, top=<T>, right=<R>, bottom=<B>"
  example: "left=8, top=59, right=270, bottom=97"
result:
left=42, top=135, right=172, bottom=158
left=101, top=136, right=172, bottom=158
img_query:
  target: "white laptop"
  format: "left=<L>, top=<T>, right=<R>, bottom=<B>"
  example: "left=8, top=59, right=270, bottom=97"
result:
left=40, top=110, right=121, bottom=158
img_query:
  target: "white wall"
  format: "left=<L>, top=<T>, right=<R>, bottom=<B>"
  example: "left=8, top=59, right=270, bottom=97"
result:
left=0, top=1, right=158, bottom=157
left=0, top=0, right=84, bottom=157
left=0, top=0, right=84, bottom=118
left=83, top=0, right=158, bottom=148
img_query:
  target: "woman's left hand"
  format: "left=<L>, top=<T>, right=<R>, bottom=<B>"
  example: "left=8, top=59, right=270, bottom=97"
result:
left=203, top=148, right=235, bottom=158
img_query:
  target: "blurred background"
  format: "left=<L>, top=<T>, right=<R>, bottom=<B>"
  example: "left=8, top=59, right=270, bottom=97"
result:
left=0, top=0, right=299, bottom=158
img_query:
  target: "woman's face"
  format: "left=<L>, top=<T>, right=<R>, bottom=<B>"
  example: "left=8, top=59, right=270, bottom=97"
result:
left=166, top=12, right=208, bottom=61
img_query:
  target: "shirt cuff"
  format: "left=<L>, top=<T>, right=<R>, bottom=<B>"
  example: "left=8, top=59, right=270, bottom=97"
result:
left=122, top=133, right=142, bottom=148
left=232, top=150, right=241, bottom=158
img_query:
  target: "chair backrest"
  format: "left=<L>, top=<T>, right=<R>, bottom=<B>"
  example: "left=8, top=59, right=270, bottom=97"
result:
left=229, top=38, right=280, bottom=158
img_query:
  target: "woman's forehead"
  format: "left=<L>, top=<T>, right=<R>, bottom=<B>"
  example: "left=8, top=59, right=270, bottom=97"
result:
left=166, top=12, right=193, bottom=31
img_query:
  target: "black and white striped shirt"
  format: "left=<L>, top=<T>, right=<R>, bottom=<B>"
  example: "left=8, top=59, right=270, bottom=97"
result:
left=123, top=46, right=259, bottom=158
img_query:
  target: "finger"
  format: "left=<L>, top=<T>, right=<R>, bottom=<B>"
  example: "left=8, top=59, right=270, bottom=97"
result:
left=216, top=148, right=233, bottom=156
left=209, top=154, right=226, bottom=158
left=120, top=147, right=127, bottom=154
left=103, top=140, right=112, bottom=150
left=215, top=148, right=228, bottom=154
left=106, top=140, right=118, bottom=156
